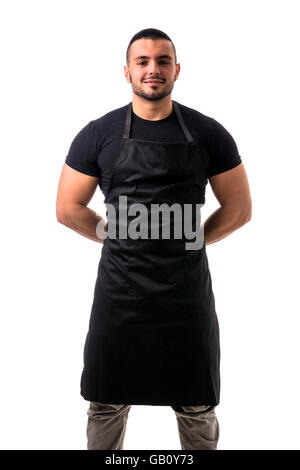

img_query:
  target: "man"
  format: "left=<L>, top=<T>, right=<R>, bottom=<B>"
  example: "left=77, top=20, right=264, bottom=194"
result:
left=56, top=28, right=252, bottom=450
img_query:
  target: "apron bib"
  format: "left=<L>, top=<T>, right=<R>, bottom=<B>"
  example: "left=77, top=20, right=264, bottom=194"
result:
left=80, top=101, right=220, bottom=406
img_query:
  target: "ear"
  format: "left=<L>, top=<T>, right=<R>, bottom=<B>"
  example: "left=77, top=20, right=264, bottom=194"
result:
left=124, top=65, right=131, bottom=83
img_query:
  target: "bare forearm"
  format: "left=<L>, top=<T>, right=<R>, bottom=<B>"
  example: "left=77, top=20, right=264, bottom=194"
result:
left=203, top=205, right=250, bottom=245
left=58, top=204, right=106, bottom=243
left=58, top=203, right=249, bottom=246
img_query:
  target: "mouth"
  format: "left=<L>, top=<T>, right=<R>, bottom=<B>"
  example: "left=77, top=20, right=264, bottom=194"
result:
left=144, top=80, right=164, bottom=85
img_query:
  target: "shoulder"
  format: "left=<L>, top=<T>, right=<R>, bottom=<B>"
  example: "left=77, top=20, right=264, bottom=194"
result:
left=175, top=101, right=242, bottom=176
left=174, top=101, right=214, bottom=132
left=65, top=103, right=129, bottom=176
left=175, top=101, right=238, bottom=148
left=88, top=103, right=129, bottom=142
left=91, top=102, right=129, bottom=125
left=67, top=103, right=128, bottom=148
left=78, top=103, right=129, bottom=151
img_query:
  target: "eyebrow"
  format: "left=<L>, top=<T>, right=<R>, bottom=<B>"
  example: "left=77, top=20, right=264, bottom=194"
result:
left=134, top=55, right=172, bottom=61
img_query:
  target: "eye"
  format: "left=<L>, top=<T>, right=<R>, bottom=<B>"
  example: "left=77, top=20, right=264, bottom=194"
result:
left=137, top=61, right=170, bottom=65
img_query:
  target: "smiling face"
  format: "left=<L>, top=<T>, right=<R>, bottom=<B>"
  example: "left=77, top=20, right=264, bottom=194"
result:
left=124, top=38, right=180, bottom=102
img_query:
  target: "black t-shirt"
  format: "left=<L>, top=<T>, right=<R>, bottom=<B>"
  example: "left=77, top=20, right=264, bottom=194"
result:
left=65, top=101, right=242, bottom=198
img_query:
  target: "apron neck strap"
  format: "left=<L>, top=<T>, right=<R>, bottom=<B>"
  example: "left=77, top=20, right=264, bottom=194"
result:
left=123, top=101, right=194, bottom=143
left=172, top=101, right=194, bottom=143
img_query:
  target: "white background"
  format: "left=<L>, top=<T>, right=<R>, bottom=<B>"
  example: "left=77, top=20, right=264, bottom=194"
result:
left=1, top=0, right=299, bottom=450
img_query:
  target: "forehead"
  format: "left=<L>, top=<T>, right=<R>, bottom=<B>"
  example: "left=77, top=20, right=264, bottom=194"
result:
left=130, top=38, right=174, bottom=60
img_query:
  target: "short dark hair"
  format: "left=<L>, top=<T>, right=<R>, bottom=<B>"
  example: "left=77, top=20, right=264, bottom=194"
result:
left=126, top=28, right=177, bottom=65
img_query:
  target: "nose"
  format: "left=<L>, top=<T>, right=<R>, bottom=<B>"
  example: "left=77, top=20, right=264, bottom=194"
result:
left=147, top=61, right=160, bottom=75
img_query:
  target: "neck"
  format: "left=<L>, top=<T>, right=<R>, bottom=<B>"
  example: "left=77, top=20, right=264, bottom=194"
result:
left=131, top=95, right=173, bottom=121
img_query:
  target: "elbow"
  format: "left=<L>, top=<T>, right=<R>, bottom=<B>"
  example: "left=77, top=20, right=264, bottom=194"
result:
left=223, top=202, right=252, bottom=228
left=56, top=204, right=70, bottom=226
left=56, top=210, right=67, bottom=225
left=56, top=202, right=84, bottom=226
left=222, top=201, right=252, bottom=226
left=240, top=215, right=251, bottom=227
left=238, top=204, right=252, bottom=226
left=56, top=196, right=65, bottom=224
left=245, top=200, right=252, bottom=223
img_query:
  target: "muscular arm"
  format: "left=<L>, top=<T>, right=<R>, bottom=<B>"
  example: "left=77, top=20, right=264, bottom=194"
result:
left=56, top=163, right=107, bottom=243
left=204, top=163, right=252, bottom=245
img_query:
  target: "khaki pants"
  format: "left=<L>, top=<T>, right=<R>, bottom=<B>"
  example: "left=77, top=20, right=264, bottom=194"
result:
left=86, top=401, right=219, bottom=450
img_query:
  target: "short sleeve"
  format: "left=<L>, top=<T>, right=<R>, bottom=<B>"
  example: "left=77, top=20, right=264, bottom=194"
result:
left=65, top=121, right=101, bottom=177
left=207, top=119, right=242, bottom=177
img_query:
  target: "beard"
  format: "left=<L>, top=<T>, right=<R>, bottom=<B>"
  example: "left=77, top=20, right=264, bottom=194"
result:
left=129, top=74, right=176, bottom=102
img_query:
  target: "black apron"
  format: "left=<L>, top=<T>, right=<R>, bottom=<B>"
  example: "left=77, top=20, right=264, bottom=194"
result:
left=80, top=101, right=220, bottom=406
